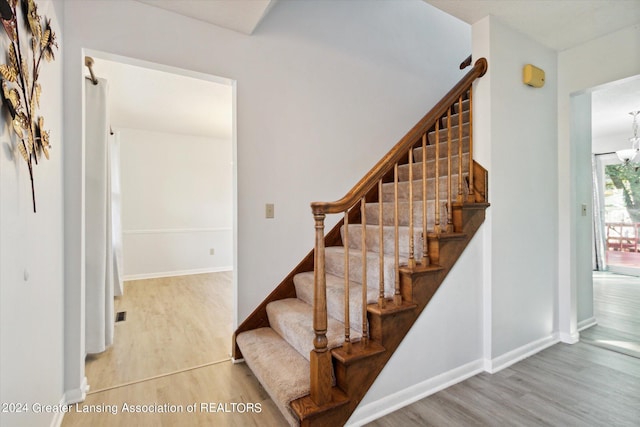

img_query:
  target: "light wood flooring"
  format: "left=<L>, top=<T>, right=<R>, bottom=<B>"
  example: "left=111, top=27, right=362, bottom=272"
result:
left=367, top=342, right=640, bottom=426
left=580, top=272, right=640, bottom=357
left=85, top=272, right=233, bottom=392
left=64, top=272, right=640, bottom=427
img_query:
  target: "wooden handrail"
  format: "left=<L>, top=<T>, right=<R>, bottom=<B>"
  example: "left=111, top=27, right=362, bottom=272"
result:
left=311, top=57, right=487, bottom=215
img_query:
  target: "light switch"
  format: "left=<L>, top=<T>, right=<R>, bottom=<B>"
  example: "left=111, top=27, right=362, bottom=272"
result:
left=581, top=204, right=587, bottom=216
left=266, top=203, right=275, bottom=219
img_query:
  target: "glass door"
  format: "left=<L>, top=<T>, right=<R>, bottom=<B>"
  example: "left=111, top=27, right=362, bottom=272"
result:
left=601, top=159, right=640, bottom=275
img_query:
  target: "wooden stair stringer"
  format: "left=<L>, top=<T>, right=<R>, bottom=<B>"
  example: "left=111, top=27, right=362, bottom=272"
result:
left=290, top=202, right=489, bottom=426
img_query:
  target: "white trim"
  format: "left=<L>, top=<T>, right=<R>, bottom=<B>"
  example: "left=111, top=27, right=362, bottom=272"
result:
left=577, top=316, right=597, bottom=331
left=484, top=333, right=560, bottom=374
left=559, top=331, right=580, bottom=344
left=345, top=359, right=484, bottom=426
left=122, top=266, right=232, bottom=281
left=63, top=376, right=88, bottom=405
left=123, top=227, right=232, bottom=235
left=231, top=357, right=245, bottom=364
left=50, top=396, right=67, bottom=427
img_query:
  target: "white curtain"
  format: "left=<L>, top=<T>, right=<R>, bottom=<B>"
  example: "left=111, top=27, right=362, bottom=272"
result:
left=111, top=131, right=124, bottom=296
left=85, top=77, right=115, bottom=354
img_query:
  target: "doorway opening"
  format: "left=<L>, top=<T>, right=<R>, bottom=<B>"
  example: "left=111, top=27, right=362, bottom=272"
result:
left=82, top=51, right=237, bottom=392
left=582, top=75, right=640, bottom=359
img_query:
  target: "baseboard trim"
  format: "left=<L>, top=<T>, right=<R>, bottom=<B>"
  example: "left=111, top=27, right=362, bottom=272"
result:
left=578, top=316, right=597, bottom=331
left=63, top=377, right=88, bottom=405
left=345, top=359, right=484, bottom=426
left=50, top=396, right=66, bottom=427
left=123, top=266, right=232, bottom=281
left=484, top=333, right=559, bottom=374
left=559, top=331, right=580, bottom=344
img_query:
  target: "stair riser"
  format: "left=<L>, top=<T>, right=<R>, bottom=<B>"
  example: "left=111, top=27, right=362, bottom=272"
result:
left=341, top=224, right=424, bottom=258
left=364, top=201, right=439, bottom=228
left=414, top=137, right=470, bottom=161
left=266, top=299, right=362, bottom=363
left=441, top=109, right=469, bottom=127
left=294, top=272, right=377, bottom=333
left=381, top=175, right=467, bottom=202
left=452, top=98, right=470, bottom=114
left=397, top=154, right=469, bottom=181
left=428, top=123, right=470, bottom=145
left=324, top=247, right=398, bottom=298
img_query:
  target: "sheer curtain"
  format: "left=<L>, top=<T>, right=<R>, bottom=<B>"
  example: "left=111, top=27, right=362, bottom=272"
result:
left=592, top=154, right=607, bottom=271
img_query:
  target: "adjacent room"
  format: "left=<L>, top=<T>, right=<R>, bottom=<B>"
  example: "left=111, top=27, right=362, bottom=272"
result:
left=82, top=55, right=235, bottom=392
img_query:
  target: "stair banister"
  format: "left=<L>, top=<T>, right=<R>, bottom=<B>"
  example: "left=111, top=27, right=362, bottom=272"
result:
left=310, top=57, right=487, bottom=216
left=308, top=57, right=487, bottom=407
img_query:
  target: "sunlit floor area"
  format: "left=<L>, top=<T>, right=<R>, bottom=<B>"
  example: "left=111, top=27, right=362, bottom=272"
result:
left=84, top=272, right=233, bottom=392
left=581, top=271, right=640, bottom=358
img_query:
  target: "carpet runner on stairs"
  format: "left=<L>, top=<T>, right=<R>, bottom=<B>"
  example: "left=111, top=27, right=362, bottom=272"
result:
left=236, top=98, right=472, bottom=426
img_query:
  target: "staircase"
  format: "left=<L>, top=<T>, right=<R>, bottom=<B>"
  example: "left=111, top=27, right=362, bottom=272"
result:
left=234, top=58, right=489, bottom=426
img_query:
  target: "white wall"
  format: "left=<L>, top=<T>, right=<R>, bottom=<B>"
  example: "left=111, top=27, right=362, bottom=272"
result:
left=119, top=128, right=232, bottom=279
left=557, top=24, right=640, bottom=335
left=63, top=0, right=474, bottom=398
left=0, top=1, right=66, bottom=426
left=473, top=16, right=558, bottom=362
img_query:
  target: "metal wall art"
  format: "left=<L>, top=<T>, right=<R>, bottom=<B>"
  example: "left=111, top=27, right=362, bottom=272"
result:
left=0, top=0, right=57, bottom=212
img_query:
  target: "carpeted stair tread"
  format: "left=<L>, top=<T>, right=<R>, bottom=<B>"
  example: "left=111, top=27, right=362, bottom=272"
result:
left=440, top=109, right=469, bottom=127
left=381, top=175, right=468, bottom=202
left=365, top=200, right=438, bottom=228
left=398, top=153, right=469, bottom=181
left=236, top=327, right=310, bottom=426
left=294, top=271, right=378, bottom=332
left=267, top=298, right=362, bottom=362
left=325, top=246, right=402, bottom=297
left=428, top=122, right=470, bottom=145
left=414, top=137, right=469, bottom=161
left=342, top=223, right=424, bottom=258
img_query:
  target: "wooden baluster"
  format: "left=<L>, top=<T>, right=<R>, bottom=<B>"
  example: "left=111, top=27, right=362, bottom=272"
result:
left=343, top=210, right=351, bottom=354
left=434, top=120, right=441, bottom=233
left=311, top=212, right=331, bottom=405
left=393, top=163, right=402, bottom=306
left=408, top=148, right=415, bottom=268
left=467, top=86, right=475, bottom=203
left=377, top=180, right=385, bottom=308
left=360, top=197, right=368, bottom=343
left=421, top=133, right=429, bottom=266
left=457, top=95, right=464, bottom=202
left=446, top=110, right=454, bottom=232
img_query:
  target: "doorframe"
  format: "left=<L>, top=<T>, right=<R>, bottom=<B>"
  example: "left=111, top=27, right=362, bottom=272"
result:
left=63, top=48, right=238, bottom=403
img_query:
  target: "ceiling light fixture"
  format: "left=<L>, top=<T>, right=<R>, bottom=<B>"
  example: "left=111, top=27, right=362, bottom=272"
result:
left=616, top=111, right=640, bottom=164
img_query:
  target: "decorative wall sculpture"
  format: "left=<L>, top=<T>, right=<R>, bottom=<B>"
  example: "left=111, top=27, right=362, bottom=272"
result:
left=0, top=0, right=57, bottom=212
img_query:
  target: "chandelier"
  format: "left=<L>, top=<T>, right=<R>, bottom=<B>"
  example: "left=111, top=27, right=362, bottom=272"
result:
left=616, top=111, right=640, bottom=164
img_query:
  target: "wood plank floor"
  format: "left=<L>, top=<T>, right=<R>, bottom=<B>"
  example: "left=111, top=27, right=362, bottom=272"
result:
left=85, top=272, right=233, bottom=392
left=66, top=271, right=640, bottom=426
left=580, top=272, right=640, bottom=357
left=62, top=360, right=288, bottom=427
left=367, top=342, right=640, bottom=427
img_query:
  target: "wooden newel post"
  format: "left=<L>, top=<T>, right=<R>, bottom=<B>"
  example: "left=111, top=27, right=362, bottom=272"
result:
left=311, top=212, right=332, bottom=406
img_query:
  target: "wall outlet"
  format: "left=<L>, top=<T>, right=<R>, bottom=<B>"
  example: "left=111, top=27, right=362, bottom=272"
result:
left=209, top=248, right=215, bottom=255
left=266, top=203, right=275, bottom=219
